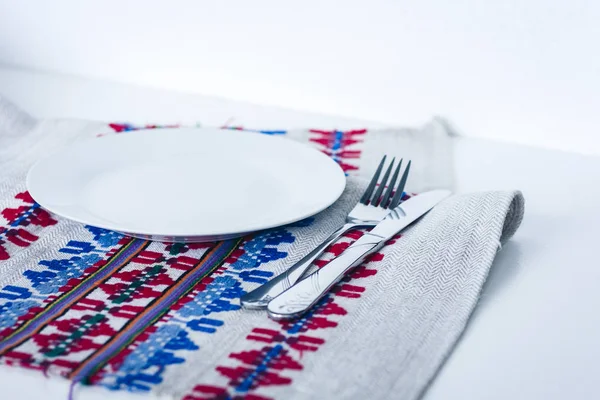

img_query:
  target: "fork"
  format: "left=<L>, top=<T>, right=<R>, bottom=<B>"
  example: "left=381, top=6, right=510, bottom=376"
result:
left=240, top=155, right=411, bottom=309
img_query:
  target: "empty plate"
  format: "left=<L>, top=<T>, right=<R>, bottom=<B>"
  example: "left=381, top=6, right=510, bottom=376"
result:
left=26, top=128, right=346, bottom=242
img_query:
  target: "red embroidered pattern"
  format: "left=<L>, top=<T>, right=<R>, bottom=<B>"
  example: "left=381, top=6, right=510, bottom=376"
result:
left=0, top=192, right=57, bottom=260
left=309, top=129, right=366, bottom=174
left=184, top=230, right=401, bottom=399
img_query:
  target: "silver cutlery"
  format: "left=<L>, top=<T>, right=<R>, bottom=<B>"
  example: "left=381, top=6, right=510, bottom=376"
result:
left=241, top=155, right=411, bottom=309
left=266, top=189, right=451, bottom=320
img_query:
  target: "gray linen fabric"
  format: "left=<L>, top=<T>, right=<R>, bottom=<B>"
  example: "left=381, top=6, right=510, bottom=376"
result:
left=0, top=94, right=523, bottom=400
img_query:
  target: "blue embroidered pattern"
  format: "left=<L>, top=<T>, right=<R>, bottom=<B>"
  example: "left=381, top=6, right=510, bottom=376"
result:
left=225, top=127, right=287, bottom=135
left=0, top=226, right=124, bottom=332
left=178, top=275, right=244, bottom=318
left=100, top=324, right=197, bottom=391
left=86, top=226, right=123, bottom=248
left=25, top=253, right=103, bottom=295
left=99, top=223, right=313, bottom=392
left=0, top=300, right=39, bottom=329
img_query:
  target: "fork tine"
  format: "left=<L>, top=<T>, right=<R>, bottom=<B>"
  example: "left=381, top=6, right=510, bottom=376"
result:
left=371, top=157, right=395, bottom=205
left=360, top=155, right=386, bottom=204
left=380, top=158, right=402, bottom=208
left=390, top=160, right=411, bottom=209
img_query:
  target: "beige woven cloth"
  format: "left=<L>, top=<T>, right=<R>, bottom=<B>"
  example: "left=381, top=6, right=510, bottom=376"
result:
left=0, top=95, right=523, bottom=400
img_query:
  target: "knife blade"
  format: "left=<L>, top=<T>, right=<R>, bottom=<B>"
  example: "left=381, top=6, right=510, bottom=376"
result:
left=266, top=189, right=451, bottom=320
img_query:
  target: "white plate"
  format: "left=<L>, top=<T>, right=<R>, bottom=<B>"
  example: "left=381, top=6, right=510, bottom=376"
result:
left=26, top=128, right=346, bottom=242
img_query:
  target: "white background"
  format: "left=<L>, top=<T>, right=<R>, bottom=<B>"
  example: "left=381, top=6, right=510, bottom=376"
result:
left=1, top=0, right=599, bottom=154
left=2, top=3, right=600, bottom=397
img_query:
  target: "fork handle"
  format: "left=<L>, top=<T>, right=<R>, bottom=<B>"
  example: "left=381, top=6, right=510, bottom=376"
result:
left=266, top=230, right=385, bottom=320
left=240, top=222, right=358, bottom=309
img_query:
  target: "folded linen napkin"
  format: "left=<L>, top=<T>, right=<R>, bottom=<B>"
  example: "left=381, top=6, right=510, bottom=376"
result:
left=0, top=95, right=523, bottom=400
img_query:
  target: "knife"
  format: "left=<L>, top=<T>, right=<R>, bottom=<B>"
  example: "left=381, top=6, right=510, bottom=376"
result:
left=266, top=189, right=451, bottom=320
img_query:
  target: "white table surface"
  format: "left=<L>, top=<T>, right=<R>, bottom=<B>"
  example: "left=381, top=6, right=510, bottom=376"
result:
left=1, top=66, right=599, bottom=400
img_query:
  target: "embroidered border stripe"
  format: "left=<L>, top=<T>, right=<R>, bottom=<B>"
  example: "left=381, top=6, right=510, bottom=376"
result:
left=0, top=238, right=149, bottom=354
left=68, top=237, right=243, bottom=383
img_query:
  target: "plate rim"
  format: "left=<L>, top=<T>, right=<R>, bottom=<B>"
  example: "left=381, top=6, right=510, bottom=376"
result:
left=26, top=127, right=346, bottom=239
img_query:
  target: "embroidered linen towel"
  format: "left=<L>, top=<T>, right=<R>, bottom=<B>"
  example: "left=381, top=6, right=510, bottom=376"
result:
left=0, top=95, right=523, bottom=400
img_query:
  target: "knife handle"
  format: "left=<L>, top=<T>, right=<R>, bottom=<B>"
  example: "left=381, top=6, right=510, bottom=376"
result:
left=267, top=231, right=386, bottom=320
left=240, top=223, right=359, bottom=309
